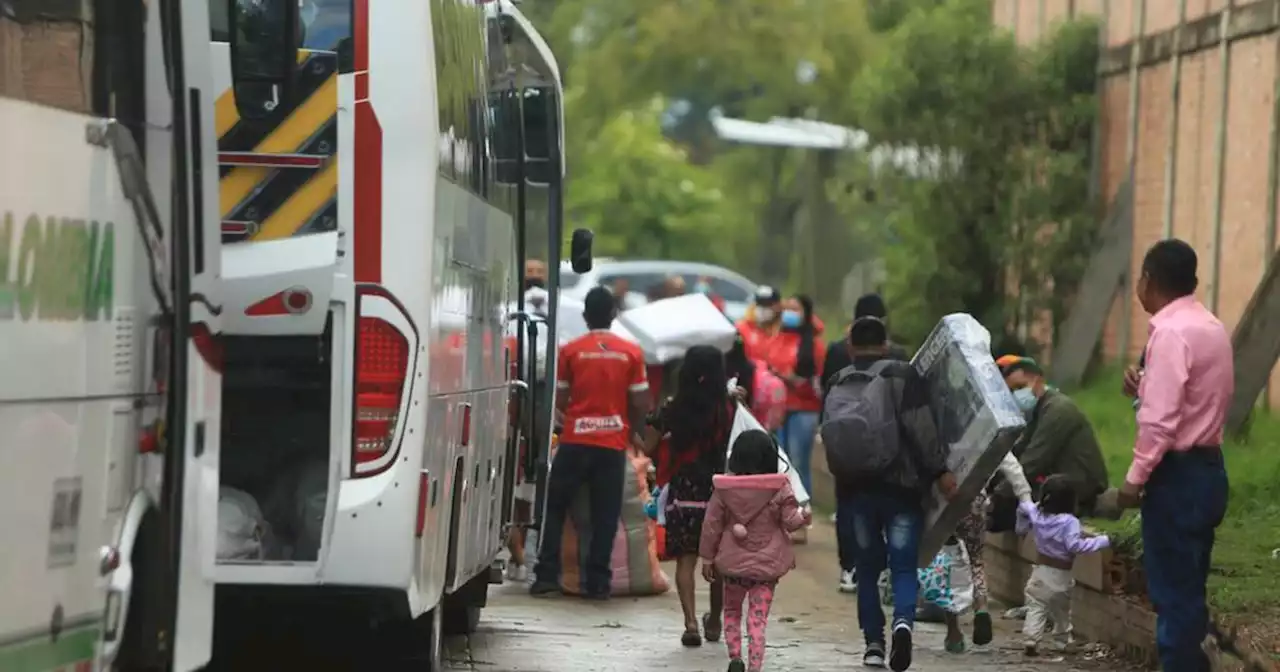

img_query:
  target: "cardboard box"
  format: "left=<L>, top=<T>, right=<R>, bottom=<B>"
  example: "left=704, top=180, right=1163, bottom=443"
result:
left=912, top=314, right=1026, bottom=566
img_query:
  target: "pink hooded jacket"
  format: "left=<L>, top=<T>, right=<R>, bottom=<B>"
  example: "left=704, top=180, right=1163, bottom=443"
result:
left=698, top=473, right=809, bottom=582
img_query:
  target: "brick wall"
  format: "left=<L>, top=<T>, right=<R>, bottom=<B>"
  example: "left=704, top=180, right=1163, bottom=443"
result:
left=0, top=16, right=91, bottom=113
left=994, top=0, right=1280, bottom=408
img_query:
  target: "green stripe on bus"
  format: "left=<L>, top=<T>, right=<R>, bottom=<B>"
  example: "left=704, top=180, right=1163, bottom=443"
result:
left=0, top=626, right=98, bottom=672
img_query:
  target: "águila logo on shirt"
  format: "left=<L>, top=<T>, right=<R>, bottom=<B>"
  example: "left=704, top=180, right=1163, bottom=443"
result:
left=574, top=415, right=624, bottom=434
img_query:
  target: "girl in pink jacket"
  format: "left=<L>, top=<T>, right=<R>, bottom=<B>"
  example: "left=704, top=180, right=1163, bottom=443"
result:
left=699, top=430, right=811, bottom=672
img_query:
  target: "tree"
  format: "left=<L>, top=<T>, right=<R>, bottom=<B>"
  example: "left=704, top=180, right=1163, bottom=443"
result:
left=526, top=0, right=878, bottom=290
left=564, top=96, right=743, bottom=263
left=844, top=0, right=1100, bottom=347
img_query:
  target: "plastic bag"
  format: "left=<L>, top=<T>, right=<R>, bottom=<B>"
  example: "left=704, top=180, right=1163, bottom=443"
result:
left=217, top=487, right=267, bottom=560
left=750, top=365, right=787, bottom=431
left=726, top=402, right=810, bottom=505
left=917, top=539, right=974, bottom=614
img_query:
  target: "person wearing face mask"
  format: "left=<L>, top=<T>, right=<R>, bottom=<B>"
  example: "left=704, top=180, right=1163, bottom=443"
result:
left=770, top=295, right=826, bottom=530
left=736, top=286, right=784, bottom=359
left=992, top=357, right=1109, bottom=518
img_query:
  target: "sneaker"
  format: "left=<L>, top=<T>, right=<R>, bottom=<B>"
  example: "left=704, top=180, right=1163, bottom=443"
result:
left=839, top=569, right=857, bottom=593
left=506, top=563, right=529, bottom=583
left=889, top=622, right=913, bottom=671
left=728, top=659, right=746, bottom=672
left=529, top=580, right=561, bottom=597
left=863, top=641, right=886, bottom=668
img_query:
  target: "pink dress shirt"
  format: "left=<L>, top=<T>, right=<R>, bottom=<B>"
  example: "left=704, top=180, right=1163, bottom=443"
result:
left=1126, top=296, right=1234, bottom=486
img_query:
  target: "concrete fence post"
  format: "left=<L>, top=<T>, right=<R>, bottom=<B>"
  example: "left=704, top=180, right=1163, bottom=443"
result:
left=1264, top=0, right=1280, bottom=405
left=1208, top=1, right=1235, bottom=314
left=1118, top=0, right=1146, bottom=363
left=1161, top=0, right=1189, bottom=240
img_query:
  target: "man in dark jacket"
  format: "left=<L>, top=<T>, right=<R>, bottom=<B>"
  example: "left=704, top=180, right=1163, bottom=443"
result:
left=992, top=357, right=1110, bottom=523
left=831, top=316, right=956, bottom=671
left=822, top=294, right=909, bottom=397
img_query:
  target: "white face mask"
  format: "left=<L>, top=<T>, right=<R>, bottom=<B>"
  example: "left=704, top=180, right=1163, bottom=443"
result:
left=755, top=307, right=775, bottom=324
left=1012, top=387, right=1038, bottom=414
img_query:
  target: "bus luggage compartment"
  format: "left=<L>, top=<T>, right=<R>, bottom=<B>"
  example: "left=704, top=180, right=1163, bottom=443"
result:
left=217, top=320, right=335, bottom=565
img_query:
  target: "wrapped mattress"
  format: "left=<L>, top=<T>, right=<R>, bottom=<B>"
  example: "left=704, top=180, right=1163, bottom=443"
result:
left=911, top=314, right=1026, bottom=566
left=559, top=450, right=670, bottom=596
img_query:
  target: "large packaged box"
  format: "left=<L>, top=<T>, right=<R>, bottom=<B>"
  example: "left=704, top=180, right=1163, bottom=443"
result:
left=911, top=314, right=1026, bottom=566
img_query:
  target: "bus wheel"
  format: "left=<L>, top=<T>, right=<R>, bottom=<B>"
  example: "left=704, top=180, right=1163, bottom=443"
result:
left=441, top=572, right=486, bottom=636
left=115, top=513, right=161, bottom=671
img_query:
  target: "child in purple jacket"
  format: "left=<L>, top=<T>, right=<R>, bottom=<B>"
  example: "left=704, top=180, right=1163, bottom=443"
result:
left=1016, top=475, right=1111, bottom=656
left=699, top=430, right=810, bottom=672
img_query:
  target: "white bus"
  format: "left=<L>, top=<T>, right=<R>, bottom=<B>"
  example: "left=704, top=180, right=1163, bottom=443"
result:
left=205, top=0, right=587, bottom=665
left=0, top=0, right=225, bottom=669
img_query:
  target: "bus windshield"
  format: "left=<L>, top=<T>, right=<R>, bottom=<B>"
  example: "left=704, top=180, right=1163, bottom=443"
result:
left=209, top=0, right=352, bottom=51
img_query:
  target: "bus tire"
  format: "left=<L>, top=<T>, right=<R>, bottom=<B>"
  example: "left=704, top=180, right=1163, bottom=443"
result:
left=442, top=571, right=486, bottom=636
left=115, top=512, right=161, bottom=671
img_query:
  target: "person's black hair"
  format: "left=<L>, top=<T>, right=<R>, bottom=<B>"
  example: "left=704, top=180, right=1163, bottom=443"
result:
left=727, top=429, right=779, bottom=476
left=1039, top=474, right=1078, bottom=516
left=724, top=336, right=756, bottom=408
left=583, top=286, right=617, bottom=329
left=854, top=293, right=888, bottom=320
left=849, top=316, right=888, bottom=348
left=794, top=294, right=817, bottom=378
left=666, top=345, right=730, bottom=466
left=1141, top=238, right=1198, bottom=298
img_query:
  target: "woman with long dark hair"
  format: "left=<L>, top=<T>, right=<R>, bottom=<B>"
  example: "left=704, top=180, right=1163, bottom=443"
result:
left=641, top=345, right=734, bottom=647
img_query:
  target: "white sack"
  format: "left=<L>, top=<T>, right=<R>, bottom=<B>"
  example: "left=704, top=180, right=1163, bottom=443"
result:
left=726, top=402, right=810, bottom=506
left=615, top=293, right=737, bottom=365
left=217, top=487, right=267, bottom=560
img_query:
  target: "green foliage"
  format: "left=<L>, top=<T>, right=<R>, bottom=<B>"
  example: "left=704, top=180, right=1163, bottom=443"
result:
left=843, top=0, right=1102, bottom=346
left=564, top=96, right=739, bottom=262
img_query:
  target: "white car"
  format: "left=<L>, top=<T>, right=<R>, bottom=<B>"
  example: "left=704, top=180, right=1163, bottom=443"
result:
left=559, top=259, right=758, bottom=321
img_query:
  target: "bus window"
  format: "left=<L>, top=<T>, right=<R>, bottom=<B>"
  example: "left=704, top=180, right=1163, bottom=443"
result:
left=299, top=0, right=351, bottom=52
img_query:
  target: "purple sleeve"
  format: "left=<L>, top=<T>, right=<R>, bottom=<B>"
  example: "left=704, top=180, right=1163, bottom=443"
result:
left=1015, top=500, right=1038, bottom=537
left=1063, top=518, right=1111, bottom=555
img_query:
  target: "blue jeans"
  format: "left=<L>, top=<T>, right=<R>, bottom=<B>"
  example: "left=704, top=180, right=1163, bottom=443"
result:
left=1142, top=449, right=1228, bottom=672
left=778, top=411, right=817, bottom=495
left=839, top=491, right=923, bottom=644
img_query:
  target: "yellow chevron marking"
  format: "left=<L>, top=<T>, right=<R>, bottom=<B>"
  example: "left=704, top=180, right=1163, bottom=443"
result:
left=218, top=75, right=338, bottom=218
left=252, top=158, right=338, bottom=241
left=214, top=50, right=314, bottom=138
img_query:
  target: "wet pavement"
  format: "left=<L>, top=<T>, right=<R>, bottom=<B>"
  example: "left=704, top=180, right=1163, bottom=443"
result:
left=442, top=523, right=1101, bottom=672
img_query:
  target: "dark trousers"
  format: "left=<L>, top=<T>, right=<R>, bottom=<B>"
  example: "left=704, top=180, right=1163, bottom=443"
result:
left=839, top=491, right=923, bottom=643
left=534, top=442, right=626, bottom=594
left=1141, top=448, right=1228, bottom=672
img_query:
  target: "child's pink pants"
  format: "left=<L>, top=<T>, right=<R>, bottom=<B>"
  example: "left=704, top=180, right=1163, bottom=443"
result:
left=722, top=577, right=777, bottom=672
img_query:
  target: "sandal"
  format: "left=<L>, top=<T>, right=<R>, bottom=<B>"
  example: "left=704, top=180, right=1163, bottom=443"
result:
left=702, top=613, right=722, bottom=643
left=972, top=610, right=993, bottom=646
left=945, top=637, right=967, bottom=654
left=681, top=628, right=703, bottom=647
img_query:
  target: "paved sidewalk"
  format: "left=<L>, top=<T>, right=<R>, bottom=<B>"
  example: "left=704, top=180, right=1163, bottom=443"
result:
left=444, top=523, right=1100, bottom=671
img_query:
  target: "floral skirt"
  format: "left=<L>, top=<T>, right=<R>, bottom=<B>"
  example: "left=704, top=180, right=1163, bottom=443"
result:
left=663, top=470, right=714, bottom=558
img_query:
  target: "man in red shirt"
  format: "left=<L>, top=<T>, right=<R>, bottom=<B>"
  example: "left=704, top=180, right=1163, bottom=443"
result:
left=530, top=287, right=650, bottom=599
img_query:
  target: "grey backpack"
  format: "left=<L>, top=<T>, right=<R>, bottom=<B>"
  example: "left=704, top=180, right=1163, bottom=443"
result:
left=820, top=361, right=901, bottom=480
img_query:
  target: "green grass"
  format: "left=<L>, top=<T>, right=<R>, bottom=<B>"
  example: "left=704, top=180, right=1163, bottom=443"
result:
left=1071, top=373, right=1280, bottom=618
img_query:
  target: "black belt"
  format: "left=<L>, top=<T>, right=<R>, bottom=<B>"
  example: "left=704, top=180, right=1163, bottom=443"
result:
left=1189, top=444, right=1222, bottom=453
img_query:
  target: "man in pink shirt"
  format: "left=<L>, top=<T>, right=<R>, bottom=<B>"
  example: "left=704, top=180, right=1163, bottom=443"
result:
left=1120, top=239, right=1232, bottom=672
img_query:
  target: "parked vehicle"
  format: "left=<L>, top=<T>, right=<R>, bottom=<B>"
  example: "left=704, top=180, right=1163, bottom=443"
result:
left=560, top=260, right=758, bottom=321
left=206, top=0, right=587, bottom=666
left=0, top=0, right=224, bottom=668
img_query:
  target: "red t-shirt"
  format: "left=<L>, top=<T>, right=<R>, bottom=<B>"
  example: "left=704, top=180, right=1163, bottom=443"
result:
left=557, top=330, right=648, bottom=451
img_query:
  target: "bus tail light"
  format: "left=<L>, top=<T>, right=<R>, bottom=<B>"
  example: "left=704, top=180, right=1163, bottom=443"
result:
left=352, top=312, right=409, bottom=476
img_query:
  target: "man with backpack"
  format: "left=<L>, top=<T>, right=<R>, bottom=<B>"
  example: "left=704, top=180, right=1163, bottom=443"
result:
left=823, top=316, right=957, bottom=671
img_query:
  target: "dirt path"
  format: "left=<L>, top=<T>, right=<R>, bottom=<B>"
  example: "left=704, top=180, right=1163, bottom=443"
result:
left=445, top=522, right=1106, bottom=671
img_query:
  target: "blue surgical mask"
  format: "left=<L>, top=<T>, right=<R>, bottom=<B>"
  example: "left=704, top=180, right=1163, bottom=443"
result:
left=781, top=310, right=802, bottom=328
left=1012, top=387, right=1038, bottom=413
left=694, top=282, right=711, bottom=294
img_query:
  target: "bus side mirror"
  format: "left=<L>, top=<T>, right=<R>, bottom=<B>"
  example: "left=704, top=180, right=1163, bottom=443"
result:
left=570, top=229, right=594, bottom=274
left=228, top=0, right=299, bottom=120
